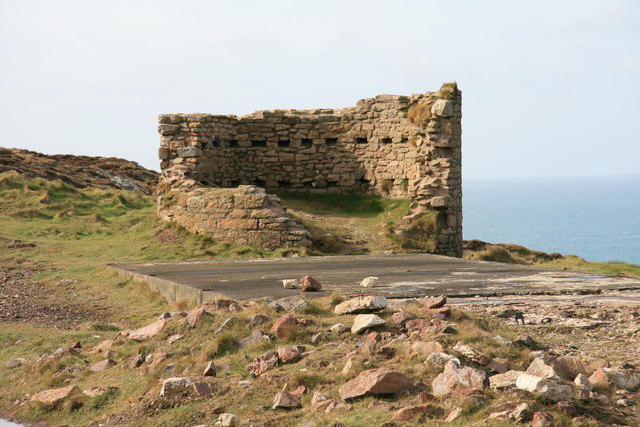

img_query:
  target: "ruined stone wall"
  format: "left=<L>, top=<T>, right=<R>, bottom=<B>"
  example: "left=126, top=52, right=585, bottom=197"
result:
left=157, top=84, right=462, bottom=256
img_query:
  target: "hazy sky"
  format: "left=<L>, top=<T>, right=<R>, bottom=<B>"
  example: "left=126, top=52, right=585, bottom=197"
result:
left=1, top=0, right=638, bottom=178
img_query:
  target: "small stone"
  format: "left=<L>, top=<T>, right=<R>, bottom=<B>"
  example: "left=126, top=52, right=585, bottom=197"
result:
left=574, top=373, right=592, bottom=391
left=128, top=354, right=145, bottom=369
left=425, top=352, right=460, bottom=368
left=247, top=314, right=269, bottom=329
left=203, top=360, right=217, bottom=377
left=31, top=385, right=78, bottom=407
left=83, top=386, right=115, bottom=397
left=167, top=334, right=184, bottom=344
left=272, top=391, right=301, bottom=409
left=391, top=311, right=414, bottom=325
left=161, top=364, right=175, bottom=378
left=6, top=358, right=29, bottom=368
left=617, top=398, right=636, bottom=407
left=330, top=323, right=349, bottom=333
left=527, top=357, right=559, bottom=379
left=310, top=332, right=322, bottom=344
left=217, top=413, right=239, bottom=426
left=424, top=295, right=446, bottom=309
left=282, top=278, right=299, bottom=289
left=487, top=357, right=510, bottom=374
left=248, top=351, right=279, bottom=377
left=270, top=295, right=308, bottom=312
left=89, top=339, right=114, bottom=354
left=271, top=314, right=299, bottom=338
left=342, top=358, right=354, bottom=375
left=300, top=275, right=321, bottom=291
left=192, top=382, right=212, bottom=397
left=125, top=319, right=166, bottom=340
left=215, top=317, right=236, bottom=334
left=492, top=335, right=513, bottom=346
left=445, top=406, right=463, bottom=422
left=338, top=368, right=412, bottom=400
left=90, top=358, right=115, bottom=373
left=277, top=347, right=302, bottom=364
left=351, top=314, right=386, bottom=334
left=531, top=411, right=554, bottom=427
left=186, top=307, right=209, bottom=328
left=334, top=296, right=387, bottom=315
left=392, top=404, right=440, bottom=422
left=516, top=335, right=536, bottom=348
left=453, top=342, right=490, bottom=365
left=489, top=370, right=526, bottom=390
left=409, top=341, right=443, bottom=357
left=360, top=276, right=379, bottom=288
left=238, top=330, right=265, bottom=348
left=431, top=360, right=489, bottom=397
left=70, top=341, right=82, bottom=349
left=160, top=377, right=193, bottom=397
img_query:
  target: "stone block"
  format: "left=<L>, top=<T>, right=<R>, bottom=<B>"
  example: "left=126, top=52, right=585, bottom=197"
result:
left=176, top=147, right=202, bottom=158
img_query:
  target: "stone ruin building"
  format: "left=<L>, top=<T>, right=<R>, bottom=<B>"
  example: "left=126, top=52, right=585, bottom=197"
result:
left=156, top=83, right=462, bottom=257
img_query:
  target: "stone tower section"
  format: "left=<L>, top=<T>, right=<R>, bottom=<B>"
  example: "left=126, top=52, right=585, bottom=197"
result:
left=157, top=83, right=462, bottom=256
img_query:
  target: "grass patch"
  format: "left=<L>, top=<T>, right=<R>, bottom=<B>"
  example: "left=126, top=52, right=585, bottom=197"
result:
left=278, top=191, right=394, bottom=218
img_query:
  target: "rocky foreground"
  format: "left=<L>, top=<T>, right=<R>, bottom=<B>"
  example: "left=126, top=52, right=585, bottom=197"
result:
left=4, top=283, right=640, bottom=426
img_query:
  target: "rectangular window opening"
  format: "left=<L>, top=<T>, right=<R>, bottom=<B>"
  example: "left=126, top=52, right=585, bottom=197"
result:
left=356, top=137, right=368, bottom=144
left=301, top=138, right=313, bottom=148
left=278, top=140, right=290, bottom=148
left=381, top=137, right=392, bottom=144
left=325, top=138, right=338, bottom=145
left=252, top=140, right=267, bottom=147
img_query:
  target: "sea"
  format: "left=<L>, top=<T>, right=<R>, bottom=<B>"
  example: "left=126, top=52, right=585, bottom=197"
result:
left=463, top=175, right=640, bottom=265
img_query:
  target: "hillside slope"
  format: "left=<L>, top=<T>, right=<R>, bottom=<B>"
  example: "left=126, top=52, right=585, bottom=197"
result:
left=0, top=147, right=159, bottom=194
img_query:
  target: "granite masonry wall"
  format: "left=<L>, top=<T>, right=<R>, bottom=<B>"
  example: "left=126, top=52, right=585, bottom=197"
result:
left=157, top=84, right=462, bottom=255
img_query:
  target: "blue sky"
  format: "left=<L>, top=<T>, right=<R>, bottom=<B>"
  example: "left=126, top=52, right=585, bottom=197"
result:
left=1, top=0, right=638, bottom=178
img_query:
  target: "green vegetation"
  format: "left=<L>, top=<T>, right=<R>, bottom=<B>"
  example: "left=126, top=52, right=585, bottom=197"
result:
left=277, top=191, right=402, bottom=218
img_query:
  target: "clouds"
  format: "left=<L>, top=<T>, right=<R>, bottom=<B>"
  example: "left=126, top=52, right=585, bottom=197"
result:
left=0, top=0, right=638, bottom=177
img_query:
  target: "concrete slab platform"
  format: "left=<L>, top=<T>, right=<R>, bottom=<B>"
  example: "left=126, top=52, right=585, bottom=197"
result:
left=108, top=253, right=640, bottom=304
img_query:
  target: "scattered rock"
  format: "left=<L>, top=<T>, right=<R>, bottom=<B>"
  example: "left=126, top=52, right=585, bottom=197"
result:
left=282, top=279, right=299, bottom=289
left=360, top=276, right=379, bottom=288
left=339, top=368, right=412, bottom=400
left=83, top=386, right=116, bottom=397
left=238, top=330, right=266, bottom=348
left=527, top=357, right=559, bottom=379
left=145, top=352, right=167, bottom=370
left=186, top=307, right=210, bottom=328
left=270, top=295, right=308, bottom=313
left=90, top=358, right=115, bottom=373
left=70, top=341, right=82, bottom=349
left=424, top=295, right=446, bottom=309
left=248, top=351, right=279, bottom=377
left=192, top=382, right=213, bottom=397
left=392, top=404, right=441, bottom=422
left=215, top=317, right=236, bottom=334
left=431, top=360, right=489, bottom=397
left=272, top=391, right=301, bottom=409
left=6, top=358, right=29, bottom=368
left=445, top=406, right=463, bottom=422
left=351, top=314, right=386, bottom=334
left=300, top=275, right=321, bottom=292
left=516, top=335, right=537, bottom=348
left=574, top=373, right=592, bottom=391
left=247, top=314, right=269, bottom=329
left=160, top=377, right=194, bottom=397
left=124, top=319, right=166, bottom=340
left=531, top=411, right=554, bottom=427
left=515, top=373, right=571, bottom=401
left=453, top=342, right=490, bottom=365
left=492, top=335, right=513, bottom=346
left=31, top=385, right=79, bottom=408
left=330, top=323, right=349, bottom=333
left=167, top=334, right=184, bottom=344
left=553, top=355, right=586, bottom=380
left=409, top=341, right=443, bottom=357
left=203, top=360, right=216, bottom=377
left=487, top=357, right=510, bottom=374
left=590, top=368, right=640, bottom=390
left=216, top=413, right=239, bottom=426
left=405, top=318, right=440, bottom=334
left=89, top=339, right=114, bottom=354
left=342, top=358, right=354, bottom=375
left=277, top=346, right=302, bottom=364
left=425, top=352, right=460, bottom=369
left=334, top=296, right=388, bottom=315
left=271, top=314, right=299, bottom=338
left=161, top=365, right=175, bottom=378
left=489, top=370, right=526, bottom=390
left=617, top=398, right=636, bottom=407
left=391, top=311, right=414, bottom=325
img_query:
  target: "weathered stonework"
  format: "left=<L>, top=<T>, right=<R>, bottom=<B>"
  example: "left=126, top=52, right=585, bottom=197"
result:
left=157, top=84, right=462, bottom=256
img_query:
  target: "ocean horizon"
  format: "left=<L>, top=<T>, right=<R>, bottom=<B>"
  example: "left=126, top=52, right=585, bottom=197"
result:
left=462, top=174, right=640, bottom=265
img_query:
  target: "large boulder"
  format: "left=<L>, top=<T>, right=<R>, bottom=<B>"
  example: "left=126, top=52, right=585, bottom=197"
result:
left=453, top=342, right=490, bottom=365
left=160, top=377, right=194, bottom=397
left=339, top=368, right=412, bottom=400
left=334, top=296, right=387, bottom=315
left=431, top=360, right=489, bottom=397
left=489, top=370, right=526, bottom=390
left=270, top=314, right=298, bottom=338
left=300, top=275, right=321, bottom=292
left=272, top=391, right=301, bottom=409
left=526, top=357, right=559, bottom=379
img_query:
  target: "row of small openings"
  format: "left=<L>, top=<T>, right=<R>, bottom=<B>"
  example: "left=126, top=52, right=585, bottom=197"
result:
left=213, top=137, right=408, bottom=148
